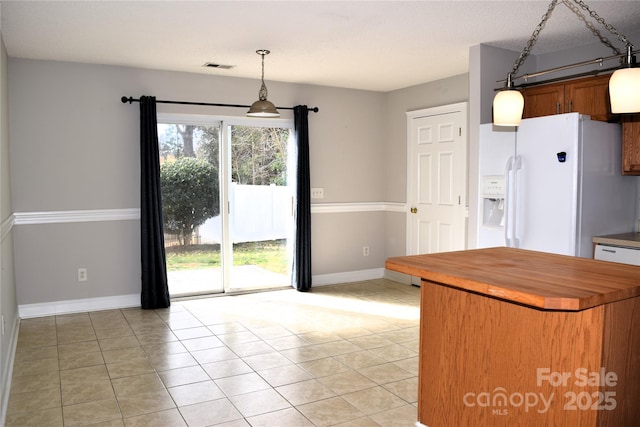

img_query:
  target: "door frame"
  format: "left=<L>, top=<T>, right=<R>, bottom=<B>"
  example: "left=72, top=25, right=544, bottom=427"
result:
left=158, top=113, right=294, bottom=295
left=405, top=102, right=469, bottom=257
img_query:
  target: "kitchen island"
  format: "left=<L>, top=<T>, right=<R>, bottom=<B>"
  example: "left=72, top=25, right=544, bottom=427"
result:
left=386, top=247, right=640, bottom=427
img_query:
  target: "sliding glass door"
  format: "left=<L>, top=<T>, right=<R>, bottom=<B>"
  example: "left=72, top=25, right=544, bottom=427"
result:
left=157, top=120, right=224, bottom=296
left=226, top=123, right=293, bottom=292
left=158, top=115, right=293, bottom=297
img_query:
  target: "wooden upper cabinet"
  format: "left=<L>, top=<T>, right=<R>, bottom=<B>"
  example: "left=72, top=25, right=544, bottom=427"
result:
left=622, top=114, right=640, bottom=175
left=521, top=74, right=613, bottom=122
left=522, top=83, right=564, bottom=118
left=566, top=75, right=613, bottom=121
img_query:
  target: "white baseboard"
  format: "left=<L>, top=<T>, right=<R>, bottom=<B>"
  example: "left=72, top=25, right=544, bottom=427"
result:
left=17, top=268, right=412, bottom=318
left=312, top=268, right=385, bottom=286
left=1, top=315, right=20, bottom=427
left=312, top=268, right=416, bottom=287
left=383, top=269, right=412, bottom=285
left=18, top=294, right=140, bottom=319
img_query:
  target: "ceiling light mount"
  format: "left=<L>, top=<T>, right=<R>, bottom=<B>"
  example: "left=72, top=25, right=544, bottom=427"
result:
left=493, top=0, right=638, bottom=126
left=247, top=49, right=280, bottom=118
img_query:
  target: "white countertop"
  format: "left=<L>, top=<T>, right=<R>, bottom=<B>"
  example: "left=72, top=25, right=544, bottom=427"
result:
left=593, top=232, right=640, bottom=249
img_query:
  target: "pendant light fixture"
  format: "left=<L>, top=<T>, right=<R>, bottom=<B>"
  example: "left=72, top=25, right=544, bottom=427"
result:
left=493, top=0, right=637, bottom=126
left=609, top=45, right=640, bottom=113
left=493, top=74, right=525, bottom=127
left=247, top=49, right=280, bottom=118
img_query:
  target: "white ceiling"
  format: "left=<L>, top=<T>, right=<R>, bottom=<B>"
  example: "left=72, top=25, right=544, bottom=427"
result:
left=1, top=0, right=639, bottom=92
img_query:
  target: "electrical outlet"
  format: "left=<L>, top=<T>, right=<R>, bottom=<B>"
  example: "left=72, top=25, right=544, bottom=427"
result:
left=78, top=268, right=88, bottom=282
left=311, top=187, right=324, bottom=199
left=363, top=246, right=370, bottom=256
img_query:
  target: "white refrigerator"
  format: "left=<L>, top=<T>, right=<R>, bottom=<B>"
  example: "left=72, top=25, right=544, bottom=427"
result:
left=477, top=113, right=637, bottom=258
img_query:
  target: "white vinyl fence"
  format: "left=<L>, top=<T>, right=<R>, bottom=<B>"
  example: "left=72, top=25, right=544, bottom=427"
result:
left=196, top=183, right=291, bottom=244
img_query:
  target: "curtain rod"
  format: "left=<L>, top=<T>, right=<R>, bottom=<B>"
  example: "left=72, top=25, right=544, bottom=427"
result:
left=121, top=96, right=319, bottom=113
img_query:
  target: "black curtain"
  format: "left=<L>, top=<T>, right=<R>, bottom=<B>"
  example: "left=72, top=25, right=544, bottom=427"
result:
left=139, top=96, right=171, bottom=309
left=293, top=106, right=312, bottom=291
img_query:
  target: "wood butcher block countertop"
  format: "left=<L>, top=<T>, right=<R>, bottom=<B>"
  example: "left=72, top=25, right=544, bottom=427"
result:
left=385, top=247, right=640, bottom=311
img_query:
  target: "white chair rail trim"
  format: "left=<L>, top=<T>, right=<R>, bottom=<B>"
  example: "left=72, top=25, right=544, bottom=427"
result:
left=14, top=208, right=141, bottom=225
left=13, top=203, right=408, bottom=226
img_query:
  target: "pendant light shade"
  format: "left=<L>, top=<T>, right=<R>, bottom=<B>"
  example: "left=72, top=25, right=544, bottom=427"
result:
left=247, top=99, right=280, bottom=117
left=247, top=50, right=280, bottom=118
left=493, top=74, right=524, bottom=127
left=609, top=46, right=640, bottom=114
left=493, top=90, right=524, bottom=127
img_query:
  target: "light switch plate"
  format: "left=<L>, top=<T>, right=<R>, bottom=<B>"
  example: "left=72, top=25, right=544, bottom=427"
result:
left=311, top=188, right=324, bottom=199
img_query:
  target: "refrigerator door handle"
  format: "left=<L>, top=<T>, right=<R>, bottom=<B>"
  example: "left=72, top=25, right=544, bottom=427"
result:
left=512, top=155, right=522, bottom=248
left=504, top=156, right=514, bottom=247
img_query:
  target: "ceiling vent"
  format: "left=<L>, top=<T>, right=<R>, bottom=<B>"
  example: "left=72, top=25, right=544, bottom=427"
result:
left=203, top=62, right=235, bottom=70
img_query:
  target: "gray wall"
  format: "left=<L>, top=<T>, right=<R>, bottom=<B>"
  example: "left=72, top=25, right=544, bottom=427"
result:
left=1, top=36, right=18, bottom=414
left=385, top=74, right=469, bottom=203
left=383, top=75, right=469, bottom=259
left=7, top=59, right=385, bottom=304
left=13, top=27, right=638, bottom=307
left=8, top=58, right=467, bottom=306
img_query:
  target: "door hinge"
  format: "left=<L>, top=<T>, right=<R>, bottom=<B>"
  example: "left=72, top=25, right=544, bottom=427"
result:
left=458, top=195, right=461, bottom=205
left=459, top=127, right=461, bottom=136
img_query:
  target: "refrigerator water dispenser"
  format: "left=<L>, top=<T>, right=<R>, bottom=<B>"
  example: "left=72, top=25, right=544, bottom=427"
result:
left=481, top=176, right=505, bottom=228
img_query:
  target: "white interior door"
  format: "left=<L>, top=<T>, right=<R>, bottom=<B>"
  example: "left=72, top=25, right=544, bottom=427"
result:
left=407, top=104, right=467, bottom=260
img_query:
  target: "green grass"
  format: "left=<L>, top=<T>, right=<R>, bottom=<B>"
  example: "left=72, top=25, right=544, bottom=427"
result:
left=165, top=240, right=288, bottom=274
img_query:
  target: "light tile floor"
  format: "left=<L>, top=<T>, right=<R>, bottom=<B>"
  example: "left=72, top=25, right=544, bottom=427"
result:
left=6, top=279, right=420, bottom=426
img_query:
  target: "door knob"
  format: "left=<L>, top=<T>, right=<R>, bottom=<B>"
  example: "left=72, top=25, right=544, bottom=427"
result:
left=410, top=207, right=418, bottom=214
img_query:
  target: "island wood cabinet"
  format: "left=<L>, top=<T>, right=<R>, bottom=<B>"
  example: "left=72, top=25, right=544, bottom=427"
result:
left=522, top=74, right=613, bottom=122
left=386, top=247, right=640, bottom=427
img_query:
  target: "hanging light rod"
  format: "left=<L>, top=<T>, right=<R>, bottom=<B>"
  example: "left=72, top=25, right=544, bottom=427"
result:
left=120, top=96, right=319, bottom=113
left=502, top=65, right=619, bottom=91
left=495, top=50, right=636, bottom=85
left=492, top=0, right=640, bottom=126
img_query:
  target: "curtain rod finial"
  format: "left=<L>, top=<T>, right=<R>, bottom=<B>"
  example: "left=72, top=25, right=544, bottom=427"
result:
left=121, top=96, right=134, bottom=104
